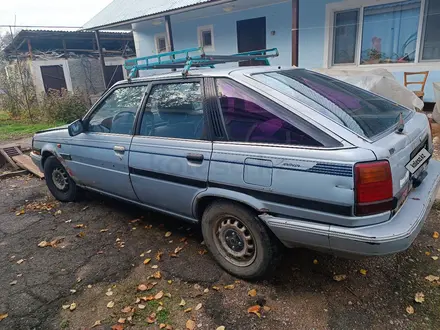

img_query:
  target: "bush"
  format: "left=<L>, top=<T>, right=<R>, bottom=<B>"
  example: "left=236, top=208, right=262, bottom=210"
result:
left=40, top=89, right=89, bottom=123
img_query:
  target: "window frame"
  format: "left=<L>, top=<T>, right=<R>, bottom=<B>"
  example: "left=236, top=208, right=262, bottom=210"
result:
left=197, top=25, right=215, bottom=51
left=419, top=0, right=440, bottom=62
left=134, top=77, right=213, bottom=142
left=324, top=0, right=435, bottom=68
left=211, top=77, right=342, bottom=148
left=154, top=33, right=168, bottom=54
left=82, top=82, right=149, bottom=136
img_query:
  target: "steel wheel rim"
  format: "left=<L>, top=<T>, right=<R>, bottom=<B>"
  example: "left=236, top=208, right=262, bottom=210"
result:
left=213, top=215, right=256, bottom=267
left=52, top=167, right=69, bottom=191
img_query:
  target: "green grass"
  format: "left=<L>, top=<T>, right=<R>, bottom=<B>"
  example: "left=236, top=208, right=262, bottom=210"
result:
left=0, top=111, right=64, bottom=141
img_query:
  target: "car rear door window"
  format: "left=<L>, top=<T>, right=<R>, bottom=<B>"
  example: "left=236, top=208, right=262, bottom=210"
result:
left=139, top=82, right=206, bottom=140
left=88, top=86, right=147, bottom=134
left=215, top=79, right=322, bottom=146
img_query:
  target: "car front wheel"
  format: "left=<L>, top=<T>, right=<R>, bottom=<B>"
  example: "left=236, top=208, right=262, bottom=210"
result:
left=201, top=201, right=281, bottom=279
left=44, top=156, right=78, bottom=202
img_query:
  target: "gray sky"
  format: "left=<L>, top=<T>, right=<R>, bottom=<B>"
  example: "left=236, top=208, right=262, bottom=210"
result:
left=0, top=0, right=112, bottom=30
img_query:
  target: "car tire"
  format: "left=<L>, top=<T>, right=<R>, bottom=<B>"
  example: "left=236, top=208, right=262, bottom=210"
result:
left=201, top=201, right=281, bottom=279
left=44, top=156, right=78, bottom=202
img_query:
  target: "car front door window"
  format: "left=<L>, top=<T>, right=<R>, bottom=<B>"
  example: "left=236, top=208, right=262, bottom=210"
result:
left=88, top=86, right=147, bottom=134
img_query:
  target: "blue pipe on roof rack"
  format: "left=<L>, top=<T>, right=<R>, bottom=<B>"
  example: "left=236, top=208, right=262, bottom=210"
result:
left=124, top=47, right=279, bottom=78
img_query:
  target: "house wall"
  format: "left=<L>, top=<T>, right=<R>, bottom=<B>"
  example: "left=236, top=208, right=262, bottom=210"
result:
left=132, top=1, right=292, bottom=76
left=298, top=0, right=440, bottom=102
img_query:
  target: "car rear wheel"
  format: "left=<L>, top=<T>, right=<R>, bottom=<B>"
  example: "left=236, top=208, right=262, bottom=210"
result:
left=44, top=156, right=78, bottom=202
left=201, top=201, right=281, bottom=279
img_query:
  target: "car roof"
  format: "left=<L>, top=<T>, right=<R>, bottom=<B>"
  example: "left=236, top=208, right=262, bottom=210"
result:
left=113, top=65, right=299, bottom=86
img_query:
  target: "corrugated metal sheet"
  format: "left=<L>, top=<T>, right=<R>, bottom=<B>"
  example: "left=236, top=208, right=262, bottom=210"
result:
left=83, top=0, right=215, bottom=30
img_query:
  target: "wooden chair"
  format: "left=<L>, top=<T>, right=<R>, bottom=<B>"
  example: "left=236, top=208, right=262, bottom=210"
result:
left=404, top=71, right=429, bottom=99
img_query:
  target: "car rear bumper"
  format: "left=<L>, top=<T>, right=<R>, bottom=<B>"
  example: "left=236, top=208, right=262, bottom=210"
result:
left=30, top=152, right=43, bottom=172
left=260, top=160, right=440, bottom=256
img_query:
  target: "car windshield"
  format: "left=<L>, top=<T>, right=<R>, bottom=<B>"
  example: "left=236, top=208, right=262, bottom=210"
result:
left=253, top=69, right=412, bottom=139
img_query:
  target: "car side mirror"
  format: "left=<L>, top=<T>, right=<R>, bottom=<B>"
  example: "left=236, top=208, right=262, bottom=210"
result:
left=68, top=119, right=84, bottom=136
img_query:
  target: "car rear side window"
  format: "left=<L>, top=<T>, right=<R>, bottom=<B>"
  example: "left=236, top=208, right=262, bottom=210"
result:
left=139, top=82, right=206, bottom=140
left=254, top=69, right=412, bottom=139
left=215, top=79, right=323, bottom=147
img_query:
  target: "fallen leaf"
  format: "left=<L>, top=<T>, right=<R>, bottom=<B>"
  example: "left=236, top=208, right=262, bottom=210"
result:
left=216, top=327, right=225, bottom=330
left=152, top=265, right=159, bottom=269
left=432, top=256, right=439, bottom=261
left=62, top=305, right=70, bottom=310
left=70, top=302, right=77, bottom=311
left=174, top=246, right=183, bottom=254
left=224, top=284, right=234, bottom=290
left=425, top=251, right=431, bottom=256
left=16, top=259, right=24, bottom=264
left=121, top=306, right=132, bottom=313
left=147, top=312, right=156, bottom=324
left=203, top=288, right=209, bottom=293
left=195, top=303, right=202, bottom=311
left=49, top=238, right=64, bottom=247
left=153, top=271, right=162, bottom=279
left=111, top=325, right=124, bottom=330
left=168, top=280, right=173, bottom=284
left=16, top=209, right=25, bottom=216
left=141, top=295, right=154, bottom=301
left=107, top=301, right=115, bottom=308
left=106, top=291, right=113, bottom=296
left=38, top=241, right=49, bottom=247
left=263, top=306, right=271, bottom=312
left=425, top=275, right=440, bottom=282
left=186, top=319, right=196, bottom=330
left=198, top=249, right=208, bottom=255
left=9, top=280, right=17, bottom=286
left=146, top=249, right=152, bottom=254
left=433, top=231, right=439, bottom=239
left=333, top=274, right=347, bottom=282
left=212, top=286, right=220, bottom=291
left=70, top=289, right=76, bottom=294
left=160, top=324, right=166, bottom=329
left=145, top=225, right=153, bottom=229
left=100, top=229, right=109, bottom=233
left=74, top=224, right=84, bottom=228
left=118, top=318, right=126, bottom=324
left=138, top=304, right=146, bottom=310
left=154, top=291, right=164, bottom=300
left=0, top=313, right=8, bottom=321
left=165, top=232, right=172, bottom=238
left=54, top=210, right=62, bottom=216
left=248, top=289, right=257, bottom=297
left=406, top=306, right=414, bottom=314
left=247, top=305, right=261, bottom=318
left=157, top=306, right=164, bottom=312
left=313, top=259, right=319, bottom=265
left=91, top=320, right=101, bottom=328
left=156, top=251, right=163, bottom=261
left=180, top=237, right=187, bottom=242
left=415, top=292, right=425, bottom=303
left=184, top=308, right=192, bottom=313
left=76, top=232, right=85, bottom=238
left=164, top=292, right=171, bottom=298
left=180, top=298, right=187, bottom=306
left=359, top=269, right=367, bottom=275
left=143, top=258, right=151, bottom=265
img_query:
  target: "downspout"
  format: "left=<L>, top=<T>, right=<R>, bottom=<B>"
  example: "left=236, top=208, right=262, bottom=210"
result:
left=292, top=0, right=299, bottom=67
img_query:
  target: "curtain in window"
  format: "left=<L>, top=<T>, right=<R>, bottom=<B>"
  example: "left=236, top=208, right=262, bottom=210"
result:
left=361, top=0, right=421, bottom=64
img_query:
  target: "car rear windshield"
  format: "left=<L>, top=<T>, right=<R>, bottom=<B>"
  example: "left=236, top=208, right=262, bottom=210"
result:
left=253, top=69, right=412, bottom=139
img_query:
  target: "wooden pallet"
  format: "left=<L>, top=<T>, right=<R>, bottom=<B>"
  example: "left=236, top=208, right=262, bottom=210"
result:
left=0, top=145, right=22, bottom=170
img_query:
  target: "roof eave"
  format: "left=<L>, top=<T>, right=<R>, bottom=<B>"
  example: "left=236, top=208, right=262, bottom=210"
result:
left=82, top=0, right=235, bottom=31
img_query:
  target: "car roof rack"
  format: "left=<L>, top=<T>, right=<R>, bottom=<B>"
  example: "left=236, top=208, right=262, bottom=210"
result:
left=124, top=47, right=279, bottom=78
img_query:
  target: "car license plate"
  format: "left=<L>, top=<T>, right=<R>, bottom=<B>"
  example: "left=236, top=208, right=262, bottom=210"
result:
left=406, top=148, right=431, bottom=174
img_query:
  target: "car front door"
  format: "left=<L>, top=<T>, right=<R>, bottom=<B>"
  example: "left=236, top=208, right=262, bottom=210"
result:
left=67, top=84, right=148, bottom=200
left=129, top=79, right=212, bottom=219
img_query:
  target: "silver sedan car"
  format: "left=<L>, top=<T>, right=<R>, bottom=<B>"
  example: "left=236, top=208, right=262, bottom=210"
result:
left=31, top=66, right=440, bottom=278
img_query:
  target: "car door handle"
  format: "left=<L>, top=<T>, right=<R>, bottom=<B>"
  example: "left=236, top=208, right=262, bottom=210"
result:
left=186, top=153, right=204, bottom=163
left=113, top=146, right=125, bottom=153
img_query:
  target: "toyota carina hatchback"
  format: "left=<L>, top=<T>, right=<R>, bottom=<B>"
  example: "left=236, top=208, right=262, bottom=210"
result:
left=31, top=65, right=440, bottom=279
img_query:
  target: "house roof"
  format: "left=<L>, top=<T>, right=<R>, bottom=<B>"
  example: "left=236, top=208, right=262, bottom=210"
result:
left=82, top=0, right=223, bottom=30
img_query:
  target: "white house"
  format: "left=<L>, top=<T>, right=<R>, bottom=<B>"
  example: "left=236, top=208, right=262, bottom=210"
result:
left=83, top=0, right=440, bottom=102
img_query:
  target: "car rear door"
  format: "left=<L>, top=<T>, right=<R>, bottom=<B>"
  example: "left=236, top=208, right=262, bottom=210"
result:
left=67, top=84, right=148, bottom=200
left=129, top=78, right=212, bottom=219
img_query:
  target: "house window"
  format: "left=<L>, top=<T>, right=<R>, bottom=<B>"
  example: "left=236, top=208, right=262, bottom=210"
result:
left=421, top=0, right=440, bottom=60
left=329, top=0, right=440, bottom=66
left=198, top=25, right=214, bottom=50
left=155, top=34, right=167, bottom=54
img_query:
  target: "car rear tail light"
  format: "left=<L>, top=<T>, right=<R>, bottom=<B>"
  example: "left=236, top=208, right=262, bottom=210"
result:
left=354, top=161, right=393, bottom=216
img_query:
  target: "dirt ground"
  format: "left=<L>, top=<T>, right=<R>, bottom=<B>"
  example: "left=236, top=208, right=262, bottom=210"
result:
left=1, top=127, right=440, bottom=330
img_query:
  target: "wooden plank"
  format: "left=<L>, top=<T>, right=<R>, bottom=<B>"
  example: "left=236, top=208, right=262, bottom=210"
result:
left=0, top=170, right=27, bottom=180
left=12, top=155, right=44, bottom=178
left=0, top=149, right=19, bottom=169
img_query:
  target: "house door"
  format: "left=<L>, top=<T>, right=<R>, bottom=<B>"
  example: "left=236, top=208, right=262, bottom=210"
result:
left=237, top=17, right=266, bottom=66
left=40, top=65, right=67, bottom=93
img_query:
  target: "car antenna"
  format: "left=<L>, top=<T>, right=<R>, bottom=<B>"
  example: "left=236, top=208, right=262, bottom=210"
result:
left=396, top=112, right=405, bottom=134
